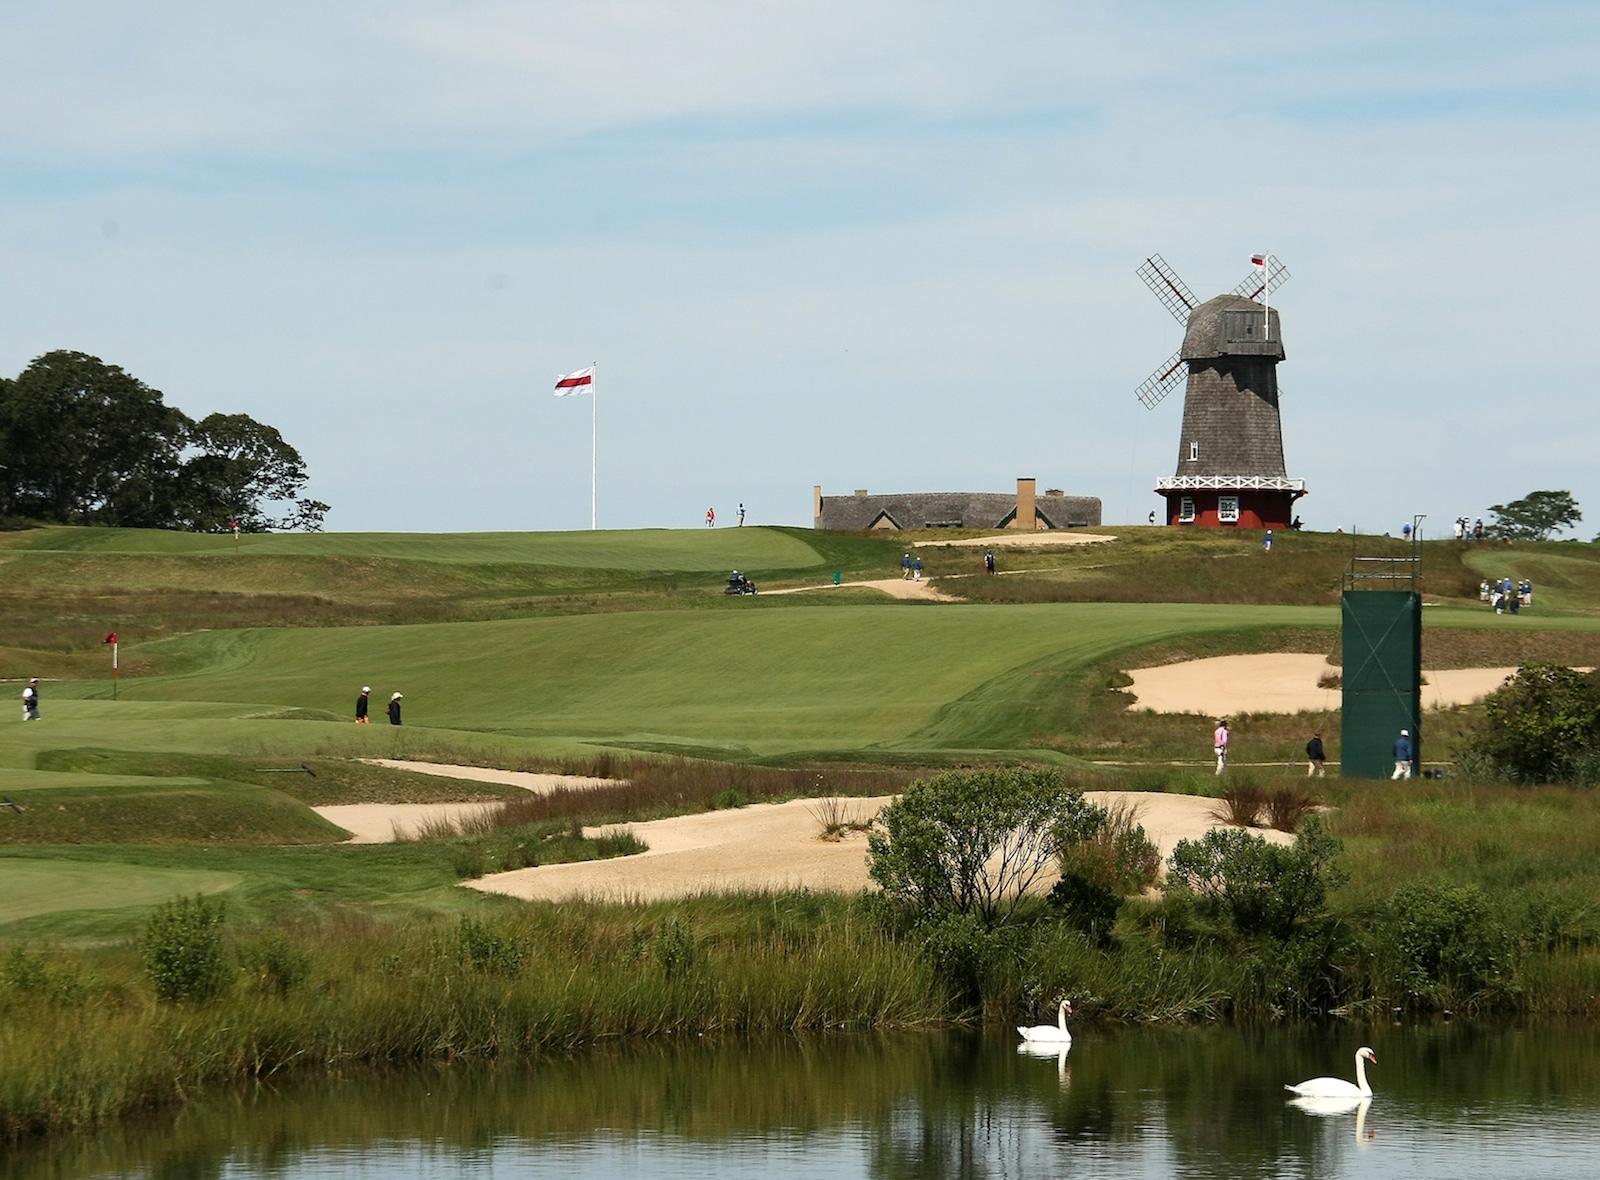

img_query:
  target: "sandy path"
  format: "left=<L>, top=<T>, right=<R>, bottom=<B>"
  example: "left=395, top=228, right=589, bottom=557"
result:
left=359, top=759, right=615, bottom=792
left=916, top=532, right=1116, bottom=549
left=1122, top=653, right=1519, bottom=715
left=314, top=802, right=499, bottom=844
left=466, top=790, right=1288, bottom=903
left=765, top=577, right=957, bottom=602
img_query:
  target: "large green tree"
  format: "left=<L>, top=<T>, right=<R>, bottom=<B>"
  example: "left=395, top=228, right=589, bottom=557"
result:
left=0, top=351, right=327, bottom=531
left=1488, top=490, right=1582, bottom=541
left=0, top=351, right=188, bottom=524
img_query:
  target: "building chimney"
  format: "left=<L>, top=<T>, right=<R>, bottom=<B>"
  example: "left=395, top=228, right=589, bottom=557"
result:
left=813, top=485, right=823, bottom=529
left=1015, top=478, right=1037, bottom=531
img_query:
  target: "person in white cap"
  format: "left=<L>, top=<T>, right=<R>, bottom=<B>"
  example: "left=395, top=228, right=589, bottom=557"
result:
left=22, top=677, right=40, bottom=721
left=356, top=686, right=371, bottom=724
left=387, top=692, right=403, bottom=726
left=1392, top=729, right=1414, bottom=779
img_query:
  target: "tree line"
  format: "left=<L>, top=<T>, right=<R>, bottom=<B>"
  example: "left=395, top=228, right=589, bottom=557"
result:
left=0, top=351, right=328, bottom=532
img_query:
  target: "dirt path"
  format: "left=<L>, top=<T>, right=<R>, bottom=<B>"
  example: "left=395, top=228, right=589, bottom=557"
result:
left=465, top=790, right=1289, bottom=903
left=1122, top=653, right=1519, bottom=715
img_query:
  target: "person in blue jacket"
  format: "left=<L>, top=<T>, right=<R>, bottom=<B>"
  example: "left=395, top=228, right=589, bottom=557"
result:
left=1391, top=729, right=1413, bottom=779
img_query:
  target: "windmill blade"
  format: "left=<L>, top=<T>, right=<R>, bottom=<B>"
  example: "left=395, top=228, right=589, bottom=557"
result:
left=1137, top=255, right=1199, bottom=324
left=1135, top=351, right=1187, bottom=409
left=1232, top=257, right=1291, bottom=302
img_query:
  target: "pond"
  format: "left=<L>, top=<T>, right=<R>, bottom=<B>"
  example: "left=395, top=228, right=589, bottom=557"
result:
left=10, top=1022, right=1600, bottom=1179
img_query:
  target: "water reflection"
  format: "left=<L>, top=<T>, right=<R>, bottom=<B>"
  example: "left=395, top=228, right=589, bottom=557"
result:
left=8, top=1025, right=1600, bottom=1180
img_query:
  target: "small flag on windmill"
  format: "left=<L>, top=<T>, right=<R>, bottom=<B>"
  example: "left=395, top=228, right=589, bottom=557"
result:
left=1251, top=253, right=1267, bottom=268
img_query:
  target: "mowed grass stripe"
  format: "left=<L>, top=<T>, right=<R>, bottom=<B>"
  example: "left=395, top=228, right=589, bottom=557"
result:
left=0, top=526, right=823, bottom=571
left=109, top=603, right=1338, bottom=748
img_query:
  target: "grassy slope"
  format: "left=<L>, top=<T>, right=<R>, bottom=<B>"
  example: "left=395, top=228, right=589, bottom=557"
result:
left=50, top=602, right=1336, bottom=755
left=4, top=524, right=1600, bottom=937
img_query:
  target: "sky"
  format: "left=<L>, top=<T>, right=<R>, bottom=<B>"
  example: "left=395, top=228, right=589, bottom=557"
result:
left=1, top=1, right=1596, bottom=536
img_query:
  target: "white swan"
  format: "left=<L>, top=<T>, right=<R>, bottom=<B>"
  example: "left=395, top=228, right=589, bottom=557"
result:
left=1285, top=1047, right=1377, bottom=1098
left=1017, top=999, right=1072, bottom=1045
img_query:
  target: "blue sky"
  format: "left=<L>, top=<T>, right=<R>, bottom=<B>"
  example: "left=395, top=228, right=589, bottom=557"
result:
left=1, top=2, right=1596, bottom=535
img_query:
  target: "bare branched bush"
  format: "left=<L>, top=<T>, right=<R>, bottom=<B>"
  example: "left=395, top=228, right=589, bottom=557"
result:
left=1211, top=781, right=1266, bottom=828
left=1263, top=785, right=1319, bottom=833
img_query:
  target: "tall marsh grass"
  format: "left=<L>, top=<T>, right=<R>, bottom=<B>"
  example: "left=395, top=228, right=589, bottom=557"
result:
left=0, top=894, right=944, bottom=1142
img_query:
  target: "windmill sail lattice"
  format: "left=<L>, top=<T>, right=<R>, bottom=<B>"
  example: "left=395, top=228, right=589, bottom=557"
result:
left=1135, top=254, right=1307, bottom=529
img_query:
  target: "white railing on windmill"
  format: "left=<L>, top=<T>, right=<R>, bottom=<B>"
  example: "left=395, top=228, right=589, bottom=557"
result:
left=1133, top=253, right=1291, bottom=411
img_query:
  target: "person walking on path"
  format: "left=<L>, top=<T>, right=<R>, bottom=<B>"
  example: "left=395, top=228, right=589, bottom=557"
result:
left=902, top=553, right=913, bottom=580
left=912, top=556, right=923, bottom=582
left=737, top=503, right=745, bottom=527
left=1391, top=729, right=1413, bottom=779
left=1213, top=719, right=1230, bottom=775
left=984, top=550, right=996, bottom=576
left=387, top=692, right=403, bottom=726
left=1263, top=530, right=1273, bottom=553
left=1305, top=731, right=1326, bottom=777
left=356, top=686, right=370, bottom=724
left=22, top=678, right=40, bottom=721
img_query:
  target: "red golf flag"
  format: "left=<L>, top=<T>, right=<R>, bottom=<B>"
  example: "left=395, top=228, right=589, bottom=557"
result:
left=104, top=632, right=118, bottom=644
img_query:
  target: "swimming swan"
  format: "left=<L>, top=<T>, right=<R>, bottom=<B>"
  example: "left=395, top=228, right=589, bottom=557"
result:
left=1017, top=999, right=1072, bottom=1045
left=1285, top=1047, right=1377, bottom=1098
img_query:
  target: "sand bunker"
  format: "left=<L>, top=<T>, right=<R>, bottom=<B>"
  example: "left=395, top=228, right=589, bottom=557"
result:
left=1122, top=653, right=1518, bottom=716
left=917, top=532, right=1116, bottom=549
left=318, top=763, right=618, bottom=843
left=360, top=759, right=615, bottom=793
left=466, top=790, right=1288, bottom=903
left=313, top=802, right=499, bottom=844
left=765, top=577, right=957, bottom=602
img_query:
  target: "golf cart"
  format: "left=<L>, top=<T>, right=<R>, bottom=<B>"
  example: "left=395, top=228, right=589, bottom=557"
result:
left=724, top=570, right=758, bottom=596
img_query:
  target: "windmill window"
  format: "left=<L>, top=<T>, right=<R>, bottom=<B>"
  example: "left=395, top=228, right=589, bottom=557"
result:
left=1179, top=497, right=1195, bottom=523
left=1218, top=496, right=1240, bottom=524
left=1188, top=441, right=1198, bottom=462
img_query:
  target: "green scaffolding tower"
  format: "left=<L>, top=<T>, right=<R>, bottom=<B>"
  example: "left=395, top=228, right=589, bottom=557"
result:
left=1340, top=540, right=1422, bottom=778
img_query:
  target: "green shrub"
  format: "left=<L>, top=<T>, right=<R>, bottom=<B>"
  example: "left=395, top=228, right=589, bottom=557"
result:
left=654, top=916, right=696, bottom=977
left=709, top=789, right=749, bottom=810
left=1046, top=872, right=1121, bottom=947
left=1165, top=816, right=1346, bottom=940
left=868, top=769, right=1106, bottom=929
left=456, top=918, right=529, bottom=977
left=238, top=932, right=310, bottom=996
left=1466, top=664, right=1600, bottom=784
left=1058, top=797, right=1161, bottom=896
left=1373, top=882, right=1517, bottom=1007
left=141, top=894, right=229, bottom=1003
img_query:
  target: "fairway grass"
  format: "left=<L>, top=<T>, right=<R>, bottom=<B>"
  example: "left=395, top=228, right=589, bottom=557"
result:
left=0, top=860, right=240, bottom=926
left=0, top=525, right=826, bottom=570
left=82, top=602, right=1340, bottom=755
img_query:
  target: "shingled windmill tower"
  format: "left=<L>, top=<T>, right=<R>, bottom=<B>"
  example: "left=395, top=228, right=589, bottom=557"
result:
left=1135, top=254, right=1306, bottom=528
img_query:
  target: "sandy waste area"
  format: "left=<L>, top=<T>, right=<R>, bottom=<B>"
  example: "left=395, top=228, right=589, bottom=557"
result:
left=465, top=790, right=1289, bottom=904
left=315, top=761, right=1291, bottom=900
left=1122, top=653, right=1518, bottom=716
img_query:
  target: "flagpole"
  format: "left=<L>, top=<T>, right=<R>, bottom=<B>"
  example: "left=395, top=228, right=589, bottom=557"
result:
left=590, top=360, right=598, bottom=531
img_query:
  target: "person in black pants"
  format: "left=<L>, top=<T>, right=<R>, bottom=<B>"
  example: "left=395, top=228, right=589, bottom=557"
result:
left=1305, top=731, right=1326, bottom=777
left=387, top=692, right=403, bottom=726
left=356, top=686, right=370, bottom=724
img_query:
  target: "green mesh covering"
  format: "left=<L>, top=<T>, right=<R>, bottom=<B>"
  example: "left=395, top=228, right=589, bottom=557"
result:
left=1340, top=590, right=1421, bottom=778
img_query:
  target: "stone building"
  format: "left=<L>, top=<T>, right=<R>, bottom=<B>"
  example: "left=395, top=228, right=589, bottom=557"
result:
left=813, top=478, right=1101, bottom=531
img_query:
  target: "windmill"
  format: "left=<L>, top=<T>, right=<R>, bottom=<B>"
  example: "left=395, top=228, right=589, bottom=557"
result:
left=1135, top=253, right=1307, bottom=529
